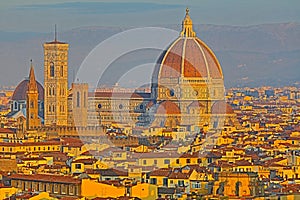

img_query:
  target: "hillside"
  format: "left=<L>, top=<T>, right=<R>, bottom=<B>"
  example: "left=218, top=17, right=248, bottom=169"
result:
left=0, top=23, right=299, bottom=88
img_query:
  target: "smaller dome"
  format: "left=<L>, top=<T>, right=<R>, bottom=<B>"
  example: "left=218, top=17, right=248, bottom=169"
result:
left=212, top=101, right=234, bottom=114
left=156, top=101, right=180, bottom=115
left=12, top=79, right=44, bottom=101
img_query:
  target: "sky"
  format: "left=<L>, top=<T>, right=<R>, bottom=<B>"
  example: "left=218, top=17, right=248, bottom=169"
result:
left=0, top=0, right=300, bottom=32
left=0, top=0, right=300, bottom=87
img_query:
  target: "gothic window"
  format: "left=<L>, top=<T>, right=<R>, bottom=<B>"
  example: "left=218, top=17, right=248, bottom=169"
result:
left=77, top=92, right=80, bottom=107
left=48, top=105, right=51, bottom=113
left=52, top=105, right=55, bottom=113
left=60, top=66, right=64, bottom=77
left=50, top=62, right=54, bottom=77
left=48, top=87, right=52, bottom=96
left=30, top=101, right=34, bottom=108
left=60, top=84, right=64, bottom=96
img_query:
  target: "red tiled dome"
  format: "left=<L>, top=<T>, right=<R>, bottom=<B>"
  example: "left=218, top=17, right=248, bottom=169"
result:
left=156, top=101, right=180, bottom=115
left=12, top=79, right=44, bottom=101
left=156, top=37, right=223, bottom=79
left=152, top=9, right=223, bottom=82
left=211, top=101, right=234, bottom=114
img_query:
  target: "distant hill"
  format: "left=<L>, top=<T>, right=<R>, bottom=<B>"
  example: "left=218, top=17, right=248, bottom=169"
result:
left=0, top=23, right=299, bottom=88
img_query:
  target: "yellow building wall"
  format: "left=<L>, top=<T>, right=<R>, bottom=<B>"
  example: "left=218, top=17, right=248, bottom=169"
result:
left=0, top=143, right=61, bottom=154
left=215, top=173, right=252, bottom=197
left=0, top=187, right=18, bottom=200
left=81, top=179, right=125, bottom=198
left=112, top=151, right=127, bottom=161
left=132, top=145, right=149, bottom=153
left=138, top=157, right=177, bottom=168
left=148, top=176, right=167, bottom=187
left=171, top=157, right=200, bottom=167
left=62, top=146, right=85, bottom=157
left=71, top=163, right=85, bottom=174
left=131, top=183, right=158, bottom=200
left=29, top=192, right=54, bottom=200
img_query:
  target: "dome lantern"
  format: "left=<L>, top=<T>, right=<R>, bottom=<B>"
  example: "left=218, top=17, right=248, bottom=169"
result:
left=180, top=8, right=196, bottom=38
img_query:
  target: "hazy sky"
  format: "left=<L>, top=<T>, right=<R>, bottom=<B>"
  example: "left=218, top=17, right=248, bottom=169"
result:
left=0, top=0, right=300, bottom=32
left=0, top=0, right=300, bottom=87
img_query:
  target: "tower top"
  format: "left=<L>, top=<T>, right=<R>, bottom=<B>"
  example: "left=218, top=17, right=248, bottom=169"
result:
left=28, top=60, right=38, bottom=92
left=44, top=24, right=67, bottom=44
left=180, top=7, right=196, bottom=38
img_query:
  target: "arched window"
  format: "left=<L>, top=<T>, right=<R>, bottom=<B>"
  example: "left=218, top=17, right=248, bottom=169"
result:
left=14, top=102, right=18, bottom=110
left=77, top=92, right=80, bottom=107
left=48, top=105, right=51, bottom=113
left=30, top=101, right=34, bottom=108
left=60, top=66, right=64, bottom=77
left=50, top=62, right=54, bottom=77
left=48, top=87, right=52, bottom=96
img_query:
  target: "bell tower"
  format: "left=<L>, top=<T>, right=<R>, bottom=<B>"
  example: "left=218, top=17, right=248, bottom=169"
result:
left=26, top=61, right=41, bottom=130
left=43, top=26, right=69, bottom=126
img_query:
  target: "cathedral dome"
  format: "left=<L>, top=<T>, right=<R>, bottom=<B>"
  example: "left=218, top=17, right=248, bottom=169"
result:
left=12, top=79, right=44, bottom=101
left=153, top=8, right=223, bottom=80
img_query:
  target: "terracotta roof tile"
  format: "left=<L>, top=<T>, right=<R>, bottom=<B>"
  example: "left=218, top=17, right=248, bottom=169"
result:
left=8, top=174, right=80, bottom=184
